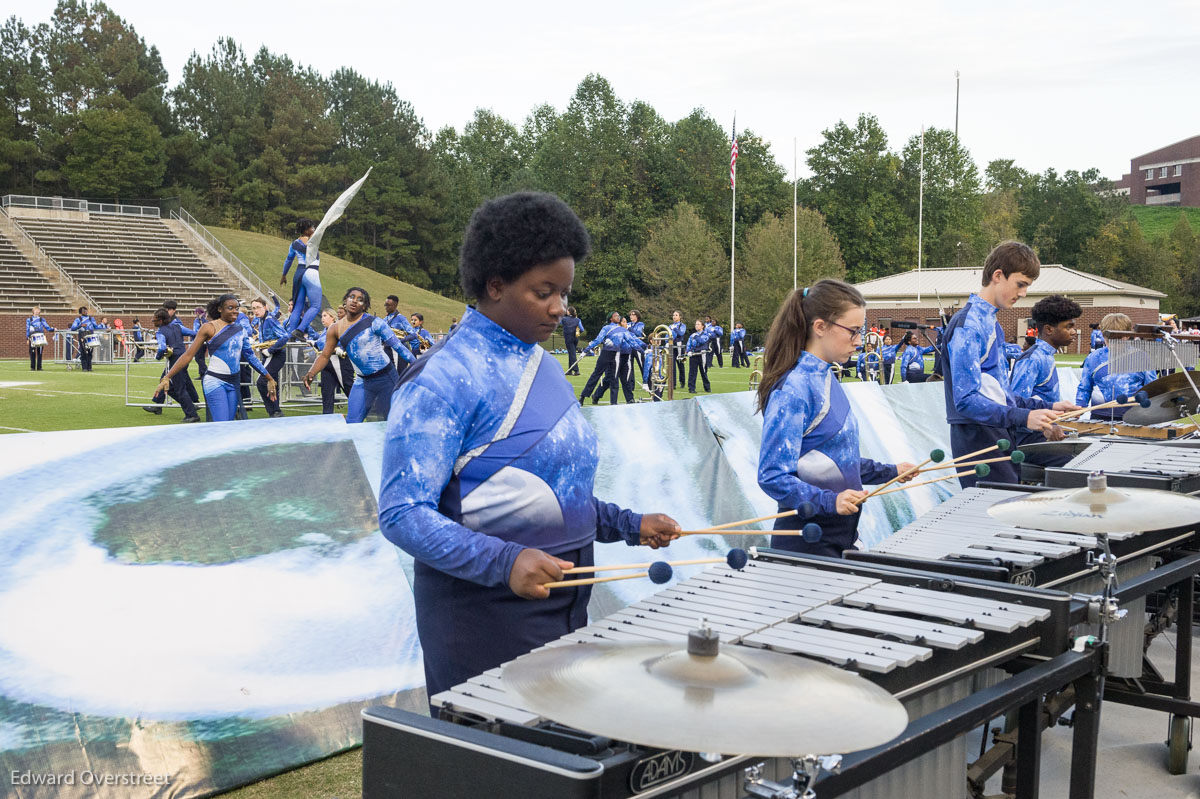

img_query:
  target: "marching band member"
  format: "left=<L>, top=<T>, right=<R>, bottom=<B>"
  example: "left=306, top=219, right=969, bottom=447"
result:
left=25, top=306, right=54, bottom=371
left=730, top=322, right=749, bottom=367
left=757, top=280, right=916, bottom=557
left=560, top=306, right=585, bottom=376
left=686, top=319, right=712, bottom=393
left=382, top=295, right=419, bottom=372
left=628, top=309, right=646, bottom=376
left=879, top=335, right=898, bottom=383
left=579, top=311, right=622, bottom=405
left=131, top=316, right=144, bottom=362
left=706, top=317, right=725, bottom=368
left=302, top=287, right=414, bottom=423
left=1010, top=295, right=1081, bottom=464
left=669, top=310, right=687, bottom=387
left=159, top=295, right=274, bottom=422
left=281, top=218, right=323, bottom=336
left=942, top=242, right=1078, bottom=487
left=612, top=320, right=646, bottom=403
left=897, top=333, right=935, bottom=383
left=1076, top=313, right=1157, bottom=421
left=251, top=297, right=290, bottom=418
left=164, top=300, right=202, bottom=402
left=69, top=306, right=100, bottom=372
left=376, top=192, right=679, bottom=700
left=409, top=313, right=434, bottom=354
left=148, top=308, right=201, bottom=423
left=1090, top=325, right=1105, bottom=351
left=313, top=309, right=348, bottom=414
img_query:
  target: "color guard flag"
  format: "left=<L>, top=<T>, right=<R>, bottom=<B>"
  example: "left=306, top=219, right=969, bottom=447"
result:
left=730, top=119, right=738, bottom=189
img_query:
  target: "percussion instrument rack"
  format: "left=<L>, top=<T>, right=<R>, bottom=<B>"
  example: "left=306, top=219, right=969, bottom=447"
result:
left=362, top=552, right=1105, bottom=799
left=1022, top=440, right=1200, bottom=493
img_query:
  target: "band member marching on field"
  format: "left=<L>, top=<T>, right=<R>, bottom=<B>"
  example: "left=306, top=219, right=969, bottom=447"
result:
left=158, top=295, right=275, bottom=423
left=69, top=306, right=101, bottom=372
left=250, top=297, right=290, bottom=418
left=409, top=313, right=435, bottom=355
left=579, top=311, right=622, bottom=405
left=897, top=333, right=936, bottom=383
left=376, top=192, right=680, bottom=700
left=560, top=306, right=585, bottom=376
left=25, top=306, right=54, bottom=371
left=730, top=322, right=749, bottom=367
left=942, top=242, right=1079, bottom=488
left=686, top=319, right=713, bottom=393
left=302, top=287, right=415, bottom=423
left=669, top=310, right=687, bottom=387
left=756, top=280, right=917, bottom=558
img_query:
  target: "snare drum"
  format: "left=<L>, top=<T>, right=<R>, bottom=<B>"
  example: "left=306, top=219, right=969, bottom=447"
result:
left=84, top=332, right=101, bottom=350
left=29, top=332, right=47, bottom=348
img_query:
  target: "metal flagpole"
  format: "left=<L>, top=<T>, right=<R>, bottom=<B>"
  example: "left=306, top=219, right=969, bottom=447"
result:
left=917, top=126, right=925, bottom=301
left=730, top=114, right=737, bottom=332
left=793, top=137, right=798, bottom=291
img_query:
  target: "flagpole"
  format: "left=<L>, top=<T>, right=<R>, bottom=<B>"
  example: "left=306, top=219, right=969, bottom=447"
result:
left=793, top=136, right=798, bottom=291
left=729, top=114, right=737, bottom=333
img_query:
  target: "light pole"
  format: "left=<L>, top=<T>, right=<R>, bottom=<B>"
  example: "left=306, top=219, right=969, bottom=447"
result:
left=954, top=70, right=960, bottom=140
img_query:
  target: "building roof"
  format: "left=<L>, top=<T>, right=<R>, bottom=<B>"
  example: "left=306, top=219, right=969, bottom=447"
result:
left=854, top=265, right=1166, bottom=300
left=1133, top=134, right=1200, bottom=162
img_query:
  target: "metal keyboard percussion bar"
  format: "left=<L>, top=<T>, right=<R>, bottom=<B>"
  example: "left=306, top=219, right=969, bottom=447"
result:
left=1042, top=440, right=1200, bottom=493
left=363, top=552, right=1072, bottom=799
left=855, top=486, right=1198, bottom=677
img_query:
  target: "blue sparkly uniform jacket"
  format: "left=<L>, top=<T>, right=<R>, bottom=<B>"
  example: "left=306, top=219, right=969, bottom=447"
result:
left=730, top=328, right=746, bottom=345
left=670, top=321, right=687, bottom=342
left=900, top=344, right=934, bottom=375
left=378, top=307, right=643, bottom=588
left=1075, top=346, right=1155, bottom=407
left=340, top=314, right=411, bottom=380
left=252, top=315, right=290, bottom=355
left=685, top=328, right=712, bottom=354
left=26, top=317, right=53, bottom=337
left=282, top=238, right=308, bottom=278
left=583, top=323, right=622, bottom=354
left=1010, top=339, right=1060, bottom=405
left=758, top=351, right=897, bottom=516
left=943, top=294, right=1050, bottom=428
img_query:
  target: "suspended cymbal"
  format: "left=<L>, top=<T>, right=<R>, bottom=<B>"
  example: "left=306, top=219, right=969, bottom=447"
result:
left=1124, top=387, right=1199, bottom=425
left=987, top=475, right=1200, bottom=534
left=1139, top=371, right=1198, bottom=399
left=501, top=640, right=908, bottom=756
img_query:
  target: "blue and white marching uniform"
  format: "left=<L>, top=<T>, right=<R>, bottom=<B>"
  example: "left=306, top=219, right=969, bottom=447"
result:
left=411, top=327, right=434, bottom=356
left=25, top=316, right=53, bottom=370
left=900, top=344, right=935, bottom=382
left=1090, top=328, right=1105, bottom=350
left=252, top=313, right=290, bottom=416
left=1076, top=346, right=1156, bottom=421
left=686, top=328, right=713, bottom=392
left=579, top=322, right=623, bottom=403
left=378, top=307, right=644, bottom=698
left=758, top=351, right=898, bottom=557
left=70, top=314, right=101, bottom=370
left=560, top=315, right=585, bottom=375
left=337, top=314, right=413, bottom=423
left=201, top=321, right=269, bottom=421
left=943, top=294, right=1051, bottom=486
left=670, top=320, right=687, bottom=384
left=1010, top=339, right=1060, bottom=406
left=384, top=311, right=419, bottom=369
left=282, top=237, right=322, bottom=334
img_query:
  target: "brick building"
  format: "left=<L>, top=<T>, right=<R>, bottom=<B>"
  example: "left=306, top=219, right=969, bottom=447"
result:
left=854, top=266, right=1164, bottom=353
left=1112, top=135, right=1200, bottom=206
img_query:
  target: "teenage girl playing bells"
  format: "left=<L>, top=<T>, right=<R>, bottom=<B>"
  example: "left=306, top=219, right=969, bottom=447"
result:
left=756, top=280, right=918, bottom=558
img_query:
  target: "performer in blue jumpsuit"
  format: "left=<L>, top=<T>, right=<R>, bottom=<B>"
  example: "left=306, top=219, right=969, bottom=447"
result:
left=579, top=311, right=622, bottom=404
left=1076, top=313, right=1157, bottom=421
left=730, top=323, right=749, bottom=367
left=898, top=334, right=935, bottom=383
left=303, top=287, right=415, bottom=423
left=560, top=306, right=585, bottom=376
left=312, top=309, right=348, bottom=414
left=69, top=306, right=101, bottom=371
left=686, top=319, right=713, bottom=393
left=25, top=307, right=54, bottom=371
left=669, top=310, right=687, bottom=387
left=159, top=295, right=274, bottom=422
left=376, top=192, right=680, bottom=700
left=943, top=242, right=1078, bottom=487
left=757, top=280, right=915, bottom=557
left=281, top=218, right=321, bottom=335
left=250, top=297, right=289, bottom=417
left=1090, top=326, right=1105, bottom=351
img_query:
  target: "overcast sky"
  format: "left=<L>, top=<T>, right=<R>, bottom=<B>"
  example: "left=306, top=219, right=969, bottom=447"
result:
left=20, top=0, right=1200, bottom=181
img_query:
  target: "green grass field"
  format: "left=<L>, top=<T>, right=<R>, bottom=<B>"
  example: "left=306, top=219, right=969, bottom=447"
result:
left=211, top=226, right=466, bottom=332
left=1128, top=205, right=1200, bottom=240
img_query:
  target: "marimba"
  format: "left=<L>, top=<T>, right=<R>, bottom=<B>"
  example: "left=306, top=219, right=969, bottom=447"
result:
left=363, top=551, right=1073, bottom=799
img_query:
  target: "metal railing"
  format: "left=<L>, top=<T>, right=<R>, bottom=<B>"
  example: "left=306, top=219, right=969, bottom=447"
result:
left=170, top=207, right=274, bottom=300
left=1, top=194, right=160, bottom=218
left=1145, top=193, right=1182, bottom=206
left=0, top=204, right=102, bottom=311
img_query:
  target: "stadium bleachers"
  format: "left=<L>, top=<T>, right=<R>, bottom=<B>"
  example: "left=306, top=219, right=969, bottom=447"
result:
left=0, top=228, right=75, bottom=314
left=13, top=216, right=236, bottom=314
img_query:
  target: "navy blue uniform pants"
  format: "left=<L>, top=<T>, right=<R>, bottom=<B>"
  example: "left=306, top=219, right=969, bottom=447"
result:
left=771, top=508, right=859, bottom=559
left=950, top=423, right=1021, bottom=488
left=414, top=544, right=593, bottom=707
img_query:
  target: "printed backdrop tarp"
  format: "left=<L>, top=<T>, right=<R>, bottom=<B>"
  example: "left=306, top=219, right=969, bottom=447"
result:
left=0, top=374, right=1080, bottom=797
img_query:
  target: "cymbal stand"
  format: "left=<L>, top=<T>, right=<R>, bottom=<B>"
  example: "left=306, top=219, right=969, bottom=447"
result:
left=1161, top=331, right=1200, bottom=431
left=1083, top=472, right=1129, bottom=700
left=743, top=754, right=842, bottom=799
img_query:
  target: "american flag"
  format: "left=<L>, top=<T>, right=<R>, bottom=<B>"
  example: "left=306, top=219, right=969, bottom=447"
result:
left=729, top=119, right=738, bottom=189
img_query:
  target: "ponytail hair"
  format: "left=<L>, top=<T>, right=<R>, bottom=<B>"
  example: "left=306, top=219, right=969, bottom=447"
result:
left=756, top=279, right=865, bottom=413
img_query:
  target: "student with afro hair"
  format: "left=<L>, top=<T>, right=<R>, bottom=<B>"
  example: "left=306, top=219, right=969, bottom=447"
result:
left=376, top=192, right=681, bottom=701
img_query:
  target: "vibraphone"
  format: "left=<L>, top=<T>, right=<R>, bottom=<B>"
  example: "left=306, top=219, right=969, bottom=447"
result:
left=1039, top=440, right=1200, bottom=493
left=363, top=551, right=1074, bottom=799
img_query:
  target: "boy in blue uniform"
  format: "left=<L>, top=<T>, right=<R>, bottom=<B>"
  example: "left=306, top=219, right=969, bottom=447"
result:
left=1010, top=295, right=1080, bottom=462
left=25, top=306, right=54, bottom=371
left=376, top=192, right=679, bottom=698
left=69, top=306, right=101, bottom=371
left=943, top=242, right=1078, bottom=487
left=730, top=322, right=749, bottom=367
left=1076, top=313, right=1157, bottom=420
left=757, top=281, right=915, bottom=557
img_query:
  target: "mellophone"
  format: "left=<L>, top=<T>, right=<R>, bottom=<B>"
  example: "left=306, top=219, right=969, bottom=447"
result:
left=363, top=550, right=1072, bottom=799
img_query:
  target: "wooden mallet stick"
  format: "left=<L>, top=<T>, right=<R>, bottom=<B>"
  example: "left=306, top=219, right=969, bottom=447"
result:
left=921, top=451, right=1025, bottom=472
left=701, top=508, right=802, bottom=532
left=544, top=571, right=650, bottom=589
left=680, top=528, right=783, bottom=536
left=857, top=448, right=946, bottom=503
left=870, top=465, right=990, bottom=498
left=563, top=556, right=727, bottom=575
